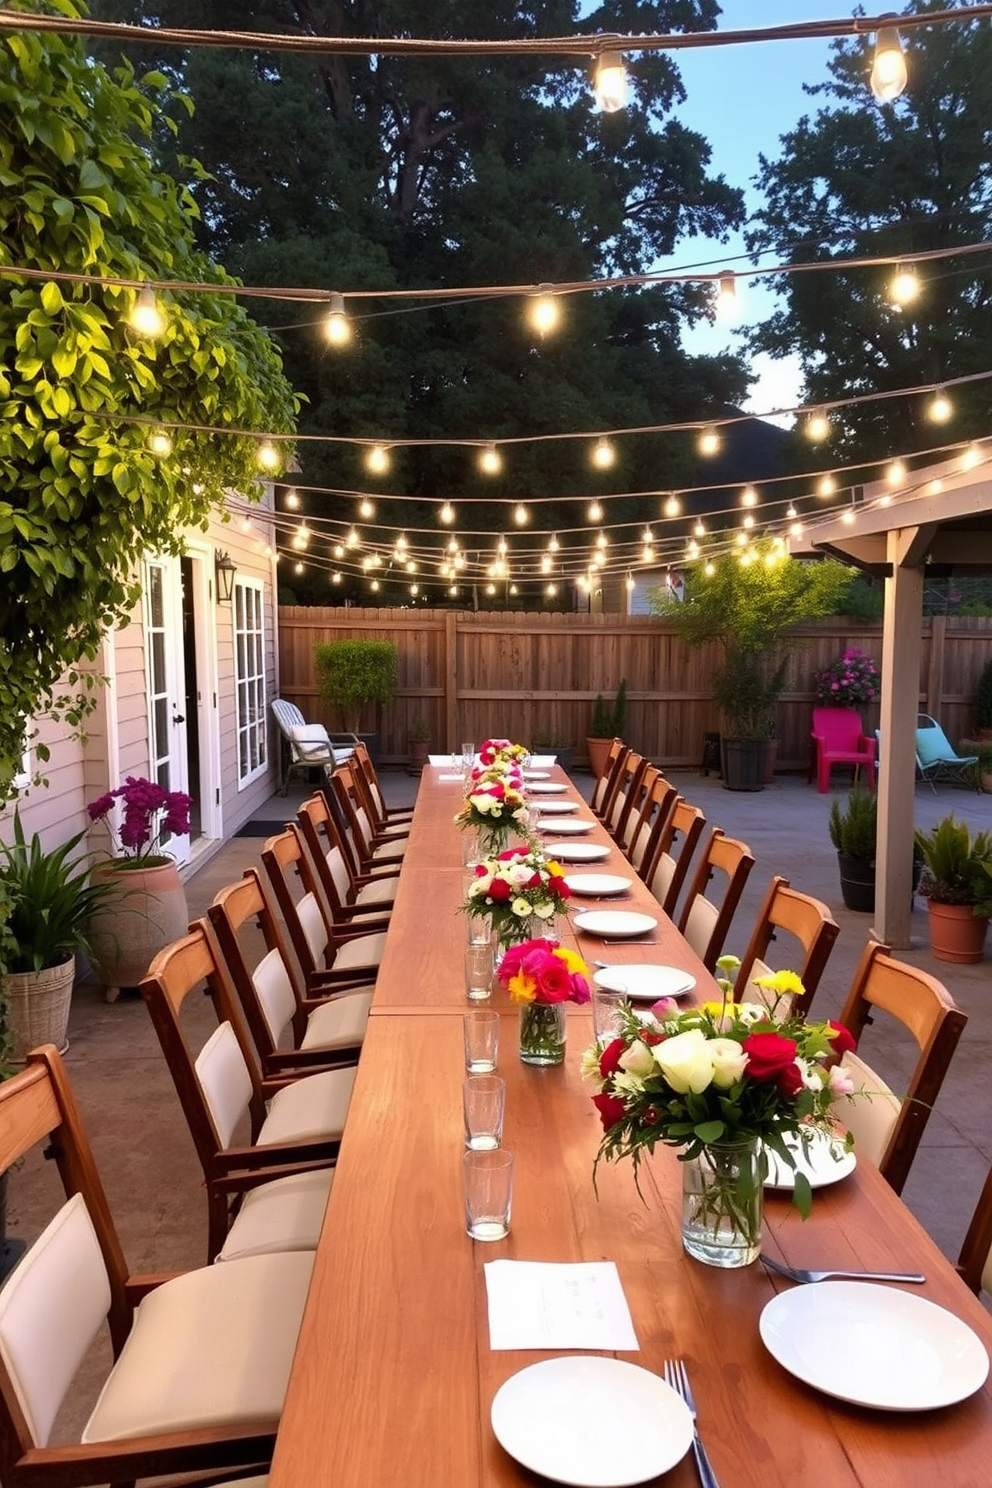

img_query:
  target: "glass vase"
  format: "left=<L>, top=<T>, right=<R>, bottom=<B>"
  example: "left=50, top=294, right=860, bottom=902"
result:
left=478, top=821, right=511, bottom=858
left=681, top=1138, right=762, bottom=1268
left=518, top=1001, right=566, bottom=1067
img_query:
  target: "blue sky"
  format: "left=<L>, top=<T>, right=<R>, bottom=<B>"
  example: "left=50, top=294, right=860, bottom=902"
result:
left=654, top=2, right=842, bottom=419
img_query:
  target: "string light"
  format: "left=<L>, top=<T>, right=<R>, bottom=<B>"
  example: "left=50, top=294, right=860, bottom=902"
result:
left=805, top=409, right=830, bottom=443
left=128, top=283, right=165, bottom=337
left=785, top=503, right=797, bottom=519
left=742, top=513, right=755, bottom=530
left=697, top=428, right=721, bottom=457
left=715, top=272, right=738, bottom=321
left=962, top=443, right=982, bottom=470
left=366, top=443, right=391, bottom=474
left=345, top=527, right=359, bottom=548
left=885, top=459, right=907, bottom=485
left=591, top=437, right=615, bottom=469
left=359, top=497, right=375, bottom=518
left=148, top=429, right=172, bottom=457
left=333, top=543, right=345, bottom=558
left=928, top=389, right=952, bottom=423
left=663, top=495, right=681, bottom=518
left=704, top=561, right=716, bottom=577
left=595, top=531, right=608, bottom=549
left=548, top=534, right=560, bottom=552
left=593, top=53, right=628, bottom=113
left=478, top=443, right=502, bottom=475
left=545, top=583, right=557, bottom=597
left=370, top=578, right=380, bottom=592
left=587, top=501, right=603, bottom=522
left=693, top=520, right=706, bottom=538
left=870, top=19, right=908, bottom=103
left=641, top=544, right=654, bottom=563
left=295, top=560, right=305, bottom=575
left=528, top=286, right=560, bottom=337
left=324, top=292, right=351, bottom=345
left=889, top=261, right=920, bottom=306
left=625, top=572, right=635, bottom=592
left=929, top=478, right=944, bottom=494
left=257, top=440, right=280, bottom=472
left=439, top=502, right=456, bottom=524
left=816, top=475, right=837, bottom=497
left=284, top=488, right=300, bottom=509
left=740, top=487, right=758, bottom=508
left=513, top=503, right=529, bottom=525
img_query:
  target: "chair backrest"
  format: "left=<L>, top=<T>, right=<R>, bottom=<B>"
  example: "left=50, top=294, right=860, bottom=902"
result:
left=836, top=941, right=967, bottom=1195
left=627, top=774, right=678, bottom=879
left=0, top=1049, right=131, bottom=1466
left=297, top=792, right=362, bottom=914
left=261, top=827, right=336, bottom=981
left=646, top=798, right=707, bottom=918
left=208, top=870, right=307, bottom=1061
left=958, top=1163, right=992, bottom=1296
left=271, top=699, right=306, bottom=736
left=271, top=699, right=334, bottom=769
left=811, top=707, right=866, bottom=750
left=351, top=740, right=390, bottom=824
left=328, top=765, right=378, bottom=869
left=916, top=714, right=953, bottom=766
left=606, top=753, right=648, bottom=845
left=734, top=875, right=840, bottom=1017
left=590, top=740, right=629, bottom=819
left=676, top=829, right=755, bottom=971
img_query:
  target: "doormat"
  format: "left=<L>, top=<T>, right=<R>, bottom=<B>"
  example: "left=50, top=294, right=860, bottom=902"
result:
left=234, top=820, right=286, bottom=838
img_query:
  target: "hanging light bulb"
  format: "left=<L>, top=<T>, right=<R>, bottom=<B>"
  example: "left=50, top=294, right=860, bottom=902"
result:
left=641, top=545, right=654, bottom=563
left=591, top=437, right=615, bottom=470
left=485, top=582, right=497, bottom=597
left=785, top=503, right=798, bottom=519
left=370, top=578, right=380, bottom=592
left=439, top=501, right=455, bottom=524
left=396, top=534, right=408, bottom=551
left=447, top=537, right=459, bottom=554
left=805, top=409, right=831, bottom=443
left=333, top=543, right=345, bottom=559
left=697, top=428, right=721, bottom=457
left=789, top=520, right=804, bottom=538
left=962, top=443, right=982, bottom=471
left=496, top=538, right=508, bottom=557
left=541, top=555, right=552, bottom=574
left=528, top=286, right=560, bottom=337
left=454, top=552, right=466, bottom=569
left=365, top=443, right=391, bottom=475
left=345, top=527, right=359, bottom=548
left=324, top=292, right=351, bottom=346
left=642, top=525, right=653, bottom=543
left=285, top=488, right=300, bottom=510
left=816, top=474, right=837, bottom=498
left=593, top=53, right=628, bottom=112
left=664, top=495, right=681, bottom=519
left=740, top=486, right=758, bottom=508
left=509, top=583, right=518, bottom=597
left=693, top=520, right=706, bottom=538
left=148, top=428, right=173, bottom=457
left=715, top=272, right=738, bottom=321
left=410, top=583, right=419, bottom=596
left=743, top=513, right=755, bottom=530
left=548, top=534, right=559, bottom=552
left=257, top=440, right=280, bottom=472
left=295, top=561, right=305, bottom=575
left=587, top=500, right=603, bottom=522
left=870, top=19, right=907, bottom=103
left=886, top=459, right=907, bottom=486
left=128, top=283, right=165, bottom=337
left=478, top=443, right=502, bottom=475
left=704, top=561, right=716, bottom=577
left=889, top=261, right=920, bottom=307
left=595, top=531, right=608, bottom=550
left=545, top=583, right=557, bottom=598
left=736, top=531, right=749, bottom=547
left=841, top=506, right=856, bottom=526
left=929, top=479, right=944, bottom=494
left=928, top=388, right=953, bottom=423
left=513, top=503, right=529, bottom=525
left=449, top=584, right=458, bottom=597
left=686, top=540, right=698, bottom=560
left=625, top=572, right=635, bottom=592
left=291, top=523, right=309, bottom=550
left=359, top=497, right=375, bottom=519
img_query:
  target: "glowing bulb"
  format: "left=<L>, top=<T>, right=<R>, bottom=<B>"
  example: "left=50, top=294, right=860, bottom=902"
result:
left=693, top=520, right=706, bottom=538
left=548, top=534, right=559, bottom=552
left=478, top=443, right=502, bottom=476
left=735, top=531, right=749, bottom=547
left=345, top=527, right=359, bottom=548
left=664, top=495, right=681, bottom=519
left=509, top=583, right=518, bottom=597
left=641, top=545, right=654, bottom=563
left=454, top=553, right=465, bottom=569
left=886, top=459, right=906, bottom=486
left=485, top=582, right=496, bottom=596
left=743, top=513, right=755, bottom=530
left=785, top=503, right=797, bottom=519
left=396, top=534, right=408, bottom=551
left=256, top=440, right=280, bottom=472
left=545, top=583, right=557, bottom=597
left=528, top=287, right=560, bottom=337
left=541, top=555, right=552, bottom=574
left=295, top=561, right=304, bottom=575
left=715, top=272, right=738, bottom=321
left=497, top=538, right=508, bottom=557
left=587, top=501, right=603, bottom=522
left=333, top=544, right=345, bottom=559
left=595, top=531, right=608, bottom=550
left=929, top=479, right=943, bottom=494
left=740, top=486, right=758, bottom=508
left=962, top=443, right=981, bottom=470
left=889, top=262, right=919, bottom=306
left=366, top=443, right=390, bottom=474
left=704, top=561, right=715, bottom=577
left=449, top=584, right=458, bottom=596
left=790, top=521, right=804, bottom=538
left=128, top=283, right=165, bottom=337
left=593, top=54, right=628, bottom=112
left=642, top=525, right=654, bottom=542
left=148, top=429, right=172, bottom=457
left=513, top=503, right=529, bottom=525
left=291, top=524, right=308, bottom=550
left=370, top=579, right=380, bottom=592
left=841, top=507, right=855, bottom=525
left=324, top=292, right=351, bottom=346
left=816, top=475, right=837, bottom=498
left=928, top=390, right=952, bottom=423
left=698, top=428, right=721, bottom=457
left=871, top=22, right=907, bottom=103
left=406, top=560, right=417, bottom=574
left=591, top=437, right=615, bottom=470
left=625, top=573, right=635, bottom=592
left=686, top=541, right=698, bottom=559
left=359, top=497, right=375, bottom=518
left=331, top=571, right=342, bottom=584
left=439, top=502, right=455, bottom=524
left=805, top=409, right=830, bottom=443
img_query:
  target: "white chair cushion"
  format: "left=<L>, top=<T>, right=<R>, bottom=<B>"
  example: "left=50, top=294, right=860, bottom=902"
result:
left=196, top=1022, right=253, bottom=1148
left=300, top=991, right=372, bottom=1051
left=218, top=1170, right=334, bottom=1262
left=82, top=1251, right=314, bottom=1442
left=287, top=724, right=333, bottom=762
left=0, top=1195, right=111, bottom=1446
left=355, top=876, right=396, bottom=908
left=254, top=946, right=297, bottom=1046
left=835, top=1051, right=903, bottom=1168
left=372, top=838, right=407, bottom=862
left=682, top=895, right=718, bottom=962
left=376, top=821, right=410, bottom=841
left=335, top=932, right=386, bottom=972
left=258, top=1066, right=356, bottom=1146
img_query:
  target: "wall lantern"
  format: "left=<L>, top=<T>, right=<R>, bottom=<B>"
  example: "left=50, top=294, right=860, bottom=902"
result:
left=215, top=551, right=237, bottom=603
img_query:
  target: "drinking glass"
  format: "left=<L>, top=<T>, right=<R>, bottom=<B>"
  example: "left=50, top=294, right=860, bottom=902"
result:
left=462, top=1075, right=506, bottom=1150
left=462, top=741, right=475, bottom=770
left=466, top=915, right=492, bottom=947
left=592, top=988, right=625, bottom=1044
left=463, top=1009, right=499, bottom=1073
left=463, top=1148, right=514, bottom=1240
left=464, top=942, right=494, bottom=1001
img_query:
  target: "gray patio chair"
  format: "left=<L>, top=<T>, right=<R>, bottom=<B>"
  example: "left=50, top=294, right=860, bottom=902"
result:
left=270, top=699, right=357, bottom=796
left=915, top=713, right=980, bottom=792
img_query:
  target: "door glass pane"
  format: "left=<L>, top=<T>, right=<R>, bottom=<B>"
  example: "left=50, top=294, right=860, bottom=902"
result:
left=233, top=579, right=267, bottom=781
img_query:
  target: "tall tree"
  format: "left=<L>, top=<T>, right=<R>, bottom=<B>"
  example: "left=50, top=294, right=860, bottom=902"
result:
left=89, top=1, right=750, bottom=601
left=747, top=2, right=992, bottom=466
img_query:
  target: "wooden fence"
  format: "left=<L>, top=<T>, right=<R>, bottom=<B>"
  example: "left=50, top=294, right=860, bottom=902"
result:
left=277, top=608, right=992, bottom=771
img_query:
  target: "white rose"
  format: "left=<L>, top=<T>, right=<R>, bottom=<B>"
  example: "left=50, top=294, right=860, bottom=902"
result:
left=471, top=792, right=495, bottom=816
left=619, top=1039, right=657, bottom=1078
left=708, top=1037, right=748, bottom=1089
left=506, top=862, right=533, bottom=887
left=652, top=1028, right=715, bottom=1094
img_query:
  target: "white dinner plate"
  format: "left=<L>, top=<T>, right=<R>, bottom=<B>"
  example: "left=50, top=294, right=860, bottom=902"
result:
left=544, top=841, right=612, bottom=863
left=760, top=1282, right=989, bottom=1410
left=491, top=1357, right=692, bottom=1486
left=527, top=782, right=569, bottom=794
left=593, top=964, right=696, bottom=1000
left=531, top=799, right=580, bottom=814
left=522, top=770, right=551, bottom=779
left=763, top=1127, right=857, bottom=1191
left=563, top=873, right=633, bottom=897
left=574, top=910, right=658, bottom=939
left=538, top=818, right=593, bottom=835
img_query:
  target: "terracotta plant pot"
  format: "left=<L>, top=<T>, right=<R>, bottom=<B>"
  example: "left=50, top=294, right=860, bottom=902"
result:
left=585, top=736, right=614, bottom=779
left=926, top=900, right=990, bottom=964
left=88, top=859, right=189, bottom=1000
left=407, top=738, right=430, bottom=775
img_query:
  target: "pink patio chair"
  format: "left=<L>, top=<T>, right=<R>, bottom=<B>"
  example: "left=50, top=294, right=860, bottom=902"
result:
left=810, top=707, right=876, bottom=793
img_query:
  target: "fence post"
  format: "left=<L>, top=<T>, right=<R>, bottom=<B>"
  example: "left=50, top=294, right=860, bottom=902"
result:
left=444, top=611, right=458, bottom=751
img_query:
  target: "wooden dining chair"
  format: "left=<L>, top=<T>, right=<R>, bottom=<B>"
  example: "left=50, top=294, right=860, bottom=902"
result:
left=604, top=752, right=649, bottom=850
left=957, top=1162, right=992, bottom=1296
left=328, top=764, right=408, bottom=870
left=297, top=791, right=397, bottom=920
left=0, top=1045, right=312, bottom=1488
left=261, top=825, right=387, bottom=986
left=209, top=868, right=372, bottom=1069
left=676, top=829, right=755, bottom=971
left=589, top=739, right=629, bottom=822
left=351, top=739, right=415, bottom=832
left=734, top=875, right=840, bottom=1018
left=834, top=941, right=967, bottom=1196
left=625, top=772, right=678, bottom=879
left=141, top=926, right=351, bottom=1262
left=643, top=798, right=707, bottom=918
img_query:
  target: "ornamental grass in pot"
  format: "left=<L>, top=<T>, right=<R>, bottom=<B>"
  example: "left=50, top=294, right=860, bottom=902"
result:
left=914, top=814, right=992, bottom=964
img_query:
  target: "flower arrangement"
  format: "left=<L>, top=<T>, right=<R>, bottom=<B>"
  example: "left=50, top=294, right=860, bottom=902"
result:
left=496, top=938, right=591, bottom=1006
left=88, top=776, right=192, bottom=869
left=813, top=647, right=880, bottom=707
left=478, top=737, right=529, bottom=767
left=583, top=969, right=857, bottom=1219
left=463, top=847, right=572, bottom=946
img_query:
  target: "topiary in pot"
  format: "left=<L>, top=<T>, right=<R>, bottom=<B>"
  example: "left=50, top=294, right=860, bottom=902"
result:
left=829, top=786, right=877, bottom=911
left=586, top=680, right=626, bottom=778
left=314, top=639, right=398, bottom=735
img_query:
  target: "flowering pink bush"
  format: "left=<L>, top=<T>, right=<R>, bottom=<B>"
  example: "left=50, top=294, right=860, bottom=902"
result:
left=813, top=647, right=880, bottom=706
left=88, top=776, right=192, bottom=866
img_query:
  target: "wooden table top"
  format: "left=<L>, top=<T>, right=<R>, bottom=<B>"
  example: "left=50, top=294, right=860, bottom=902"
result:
left=269, top=764, right=992, bottom=1488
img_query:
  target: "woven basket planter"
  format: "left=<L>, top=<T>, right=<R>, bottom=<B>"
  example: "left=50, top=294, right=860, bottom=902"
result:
left=5, top=954, right=75, bottom=1063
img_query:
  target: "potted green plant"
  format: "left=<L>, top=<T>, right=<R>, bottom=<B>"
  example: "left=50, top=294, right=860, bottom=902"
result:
left=914, top=814, right=992, bottom=963
left=531, top=729, right=576, bottom=776
left=712, top=646, right=785, bottom=791
left=314, top=640, right=398, bottom=757
left=828, top=786, right=878, bottom=912
left=407, top=716, right=431, bottom=775
left=974, top=656, right=992, bottom=741
left=585, top=680, right=626, bottom=779
left=0, top=810, right=117, bottom=1059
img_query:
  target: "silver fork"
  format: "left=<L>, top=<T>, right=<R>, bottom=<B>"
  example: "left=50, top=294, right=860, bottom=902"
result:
left=760, top=1252, right=925, bottom=1285
left=662, top=1358, right=721, bottom=1488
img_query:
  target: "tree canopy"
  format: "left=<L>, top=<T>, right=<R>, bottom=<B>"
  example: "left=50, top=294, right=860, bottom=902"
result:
left=0, top=2, right=298, bottom=795
left=746, top=0, right=992, bottom=466
left=89, top=0, right=752, bottom=602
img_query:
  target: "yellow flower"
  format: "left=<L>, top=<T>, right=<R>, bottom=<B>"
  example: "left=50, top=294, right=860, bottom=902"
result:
left=507, top=971, right=537, bottom=1004
left=553, top=946, right=588, bottom=976
left=754, top=969, right=804, bottom=999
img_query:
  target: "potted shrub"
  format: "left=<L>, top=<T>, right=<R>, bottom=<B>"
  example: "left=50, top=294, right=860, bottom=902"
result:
left=314, top=639, right=398, bottom=758
left=828, top=786, right=878, bottom=912
left=975, top=656, right=992, bottom=741
left=0, top=810, right=117, bottom=1059
left=407, top=716, right=431, bottom=775
left=532, top=729, right=576, bottom=775
left=712, top=646, right=785, bottom=791
left=914, top=814, right=992, bottom=963
left=585, top=680, right=626, bottom=779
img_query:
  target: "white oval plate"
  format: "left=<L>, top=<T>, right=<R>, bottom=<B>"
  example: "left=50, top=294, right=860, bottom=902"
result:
left=544, top=841, right=611, bottom=863
left=522, top=769, right=551, bottom=779
left=574, top=910, right=658, bottom=938
left=538, top=818, right=593, bottom=835
left=563, top=873, right=633, bottom=897
left=763, top=1127, right=857, bottom=1191
left=491, top=1357, right=692, bottom=1487
left=593, top=964, right=696, bottom=1000
left=760, top=1282, right=988, bottom=1410
left=527, top=782, right=568, bottom=794
left=530, top=799, right=580, bottom=814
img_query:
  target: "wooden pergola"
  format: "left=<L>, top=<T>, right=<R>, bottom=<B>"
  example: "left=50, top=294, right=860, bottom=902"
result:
left=804, top=448, right=992, bottom=947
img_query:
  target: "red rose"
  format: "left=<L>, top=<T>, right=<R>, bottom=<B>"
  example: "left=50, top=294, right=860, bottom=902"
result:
left=487, top=877, right=511, bottom=902
left=592, top=1092, right=626, bottom=1131
left=777, top=1061, right=804, bottom=1097
left=548, top=874, right=570, bottom=898
left=599, top=1037, right=626, bottom=1078
left=742, top=1032, right=798, bottom=1083
left=525, top=871, right=542, bottom=889
left=827, top=1021, right=856, bottom=1056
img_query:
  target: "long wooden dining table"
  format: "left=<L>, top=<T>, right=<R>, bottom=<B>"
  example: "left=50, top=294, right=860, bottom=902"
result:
left=269, top=763, right=992, bottom=1488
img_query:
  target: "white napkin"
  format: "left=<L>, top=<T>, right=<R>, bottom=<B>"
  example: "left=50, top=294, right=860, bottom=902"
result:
left=484, top=1260, right=639, bottom=1351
